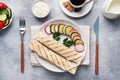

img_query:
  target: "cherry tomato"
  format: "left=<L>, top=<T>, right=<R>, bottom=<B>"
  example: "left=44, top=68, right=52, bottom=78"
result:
left=0, top=21, right=6, bottom=30
left=0, top=2, right=7, bottom=10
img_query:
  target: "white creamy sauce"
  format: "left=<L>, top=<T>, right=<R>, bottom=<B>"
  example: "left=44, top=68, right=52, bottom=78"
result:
left=33, top=1, right=50, bottom=17
left=107, top=0, right=120, bottom=14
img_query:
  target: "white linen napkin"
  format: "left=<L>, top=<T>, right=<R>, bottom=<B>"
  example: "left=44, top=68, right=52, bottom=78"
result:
left=30, top=25, right=90, bottom=66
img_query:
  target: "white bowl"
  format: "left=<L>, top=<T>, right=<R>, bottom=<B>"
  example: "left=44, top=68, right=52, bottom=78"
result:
left=32, top=0, right=50, bottom=18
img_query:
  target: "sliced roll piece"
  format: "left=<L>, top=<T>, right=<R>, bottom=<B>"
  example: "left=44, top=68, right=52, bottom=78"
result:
left=34, top=32, right=84, bottom=65
left=28, top=40, right=78, bottom=74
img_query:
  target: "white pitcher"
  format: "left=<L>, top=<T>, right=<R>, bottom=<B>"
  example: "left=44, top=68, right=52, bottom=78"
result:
left=103, top=0, right=120, bottom=19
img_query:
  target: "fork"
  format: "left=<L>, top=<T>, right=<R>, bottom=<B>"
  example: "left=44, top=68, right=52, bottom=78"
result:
left=19, top=16, right=26, bottom=73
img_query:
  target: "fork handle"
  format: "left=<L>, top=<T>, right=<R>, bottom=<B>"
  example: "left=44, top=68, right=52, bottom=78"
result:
left=21, top=41, right=24, bottom=73
left=95, top=42, right=99, bottom=75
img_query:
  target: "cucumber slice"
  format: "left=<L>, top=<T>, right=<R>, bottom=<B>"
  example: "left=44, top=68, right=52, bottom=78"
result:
left=6, top=7, right=12, bottom=18
left=50, top=24, right=56, bottom=33
left=70, top=32, right=81, bottom=40
left=0, top=9, right=7, bottom=14
left=5, top=19, right=10, bottom=26
left=65, top=26, right=74, bottom=36
left=0, top=14, right=7, bottom=21
left=58, top=24, right=65, bottom=34
left=74, top=39, right=84, bottom=45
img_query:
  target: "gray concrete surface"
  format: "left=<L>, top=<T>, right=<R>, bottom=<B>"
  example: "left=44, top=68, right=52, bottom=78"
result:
left=0, top=0, right=120, bottom=80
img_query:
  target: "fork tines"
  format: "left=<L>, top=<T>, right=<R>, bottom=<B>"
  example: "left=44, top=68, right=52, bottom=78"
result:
left=19, top=16, right=26, bottom=27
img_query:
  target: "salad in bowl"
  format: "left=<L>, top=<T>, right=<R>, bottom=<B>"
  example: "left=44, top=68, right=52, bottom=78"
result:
left=0, top=2, right=12, bottom=30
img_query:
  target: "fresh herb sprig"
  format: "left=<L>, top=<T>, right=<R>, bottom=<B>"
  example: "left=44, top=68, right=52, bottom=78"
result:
left=63, top=38, right=74, bottom=48
left=53, top=32, right=61, bottom=41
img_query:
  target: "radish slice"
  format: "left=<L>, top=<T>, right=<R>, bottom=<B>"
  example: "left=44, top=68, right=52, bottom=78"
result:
left=71, top=34, right=80, bottom=40
left=73, top=35, right=81, bottom=41
left=63, top=25, right=67, bottom=34
left=44, top=25, right=51, bottom=35
left=69, top=29, right=78, bottom=36
left=55, top=24, right=59, bottom=32
left=75, top=43, right=84, bottom=52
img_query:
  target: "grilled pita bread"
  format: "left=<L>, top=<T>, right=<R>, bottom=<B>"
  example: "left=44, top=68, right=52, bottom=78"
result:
left=35, top=32, right=84, bottom=65
left=29, top=40, right=78, bottom=74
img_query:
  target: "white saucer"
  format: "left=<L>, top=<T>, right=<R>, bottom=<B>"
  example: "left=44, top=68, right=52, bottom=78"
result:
left=59, top=0, right=93, bottom=18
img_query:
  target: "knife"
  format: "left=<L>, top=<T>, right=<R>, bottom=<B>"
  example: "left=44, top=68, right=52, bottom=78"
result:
left=94, top=17, right=99, bottom=75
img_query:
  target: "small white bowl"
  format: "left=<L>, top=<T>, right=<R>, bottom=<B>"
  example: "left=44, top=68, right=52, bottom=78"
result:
left=32, top=0, right=50, bottom=18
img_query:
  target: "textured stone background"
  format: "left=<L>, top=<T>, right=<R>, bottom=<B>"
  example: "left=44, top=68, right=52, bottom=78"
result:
left=0, top=0, right=120, bottom=80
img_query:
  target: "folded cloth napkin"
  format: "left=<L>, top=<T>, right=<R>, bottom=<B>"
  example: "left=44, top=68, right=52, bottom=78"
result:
left=30, top=25, right=90, bottom=66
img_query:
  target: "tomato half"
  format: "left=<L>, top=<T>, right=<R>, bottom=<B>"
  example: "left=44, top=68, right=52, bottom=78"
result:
left=0, top=21, right=6, bottom=30
left=0, top=2, right=7, bottom=10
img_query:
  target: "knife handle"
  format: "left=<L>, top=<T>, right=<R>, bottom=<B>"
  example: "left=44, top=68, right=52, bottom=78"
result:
left=95, top=42, right=99, bottom=75
left=21, top=41, right=24, bottom=73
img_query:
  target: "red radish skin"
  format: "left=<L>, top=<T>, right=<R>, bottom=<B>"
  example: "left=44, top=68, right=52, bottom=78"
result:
left=0, top=2, right=7, bottom=9
left=73, top=35, right=81, bottom=41
left=0, top=21, right=6, bottom=30
left=44, top=25, right=51, bottom=35
left=69, top=29, right=78, bottom=33
left=69, top=29, right=78, bottom=36
left=61, top=25, right=65, bottom=34
left=54, top=22, right=62, bottom=32
left=63, top=25, right=67, bottom=34
left=55, top=24, right=59, bottom=32
left=75, top=43, right=84, bottom=52
left=71, top=34, right=80, bottom=40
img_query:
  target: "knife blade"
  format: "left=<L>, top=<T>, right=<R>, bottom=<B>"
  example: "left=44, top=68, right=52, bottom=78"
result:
left=94, top=17, right=99, bottom=75
left=94, top=17, right=99, bottom=42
